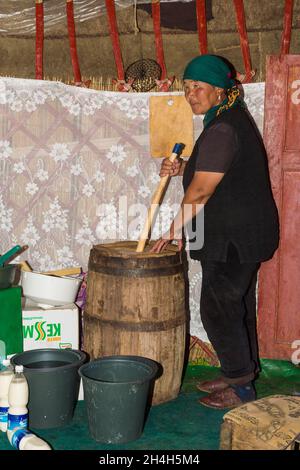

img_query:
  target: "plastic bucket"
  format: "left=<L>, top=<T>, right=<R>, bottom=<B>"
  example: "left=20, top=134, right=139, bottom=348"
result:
left=79, top=355, right=158, bottom=443
left=11, top=348, right=86, bottom=429
left=0, top=264, right=18, bottom=289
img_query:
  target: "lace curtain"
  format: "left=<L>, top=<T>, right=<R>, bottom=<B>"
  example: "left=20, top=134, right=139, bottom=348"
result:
left=0, top=78, right=264, bottom=340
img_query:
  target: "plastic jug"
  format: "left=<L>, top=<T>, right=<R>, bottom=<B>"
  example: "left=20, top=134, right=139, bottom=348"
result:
left=7, top=365, right=29, bottom=442
left=9, top=428, right=52, bottom=450
left=0, top=359, right=14, bottom=432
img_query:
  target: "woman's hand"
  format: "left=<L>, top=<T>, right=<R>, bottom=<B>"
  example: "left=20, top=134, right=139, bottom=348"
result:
left=160, top=157, right=182, bottom=177
left=150, top=226, right=183, bottom=254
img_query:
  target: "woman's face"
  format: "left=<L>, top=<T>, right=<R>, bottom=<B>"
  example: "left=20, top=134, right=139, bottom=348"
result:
left=184, top=80, right=223, bottom=115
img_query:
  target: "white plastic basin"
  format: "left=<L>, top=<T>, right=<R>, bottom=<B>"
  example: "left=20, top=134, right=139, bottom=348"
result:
left=21, top=271, right=82, bottom=307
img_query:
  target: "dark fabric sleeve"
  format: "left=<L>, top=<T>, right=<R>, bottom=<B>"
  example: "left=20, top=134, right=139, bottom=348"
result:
left=195, top=121, right=238, bottom=173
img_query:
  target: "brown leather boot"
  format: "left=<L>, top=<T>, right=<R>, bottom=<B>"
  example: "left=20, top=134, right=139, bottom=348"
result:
left=198, top=387, right=254, bottom=410
left=196, top=376, right=229, bottom=393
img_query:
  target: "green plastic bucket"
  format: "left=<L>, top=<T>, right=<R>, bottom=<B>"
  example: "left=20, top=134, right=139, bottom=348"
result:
left=12, top=348, right=86, bottom=429
left=79, top=355, right=158, bottom=443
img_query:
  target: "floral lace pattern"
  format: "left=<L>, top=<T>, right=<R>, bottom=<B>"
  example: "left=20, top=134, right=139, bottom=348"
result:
left=0, top=78, right=265, bottom=340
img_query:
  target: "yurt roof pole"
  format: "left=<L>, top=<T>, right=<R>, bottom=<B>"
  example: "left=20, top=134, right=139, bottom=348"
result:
left=281, top=0, right=294, bottom=55
left=105, top=0, right=125, bottom=80
left=35, top=0, right=44, bottom=80
left=196, top=0, right=208, bottom=55
left=233, top=0, right=253, bottom=83
left=152, top=1, right=167, bottom=80
left=66, top=0, right=82, bottom=84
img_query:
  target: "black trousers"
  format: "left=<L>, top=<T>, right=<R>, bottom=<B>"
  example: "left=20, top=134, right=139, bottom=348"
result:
left=199, top=243, right=261, bottom=384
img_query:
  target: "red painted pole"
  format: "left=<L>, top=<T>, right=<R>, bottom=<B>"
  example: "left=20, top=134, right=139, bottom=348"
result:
left=35, top=0, right=44, bottom=80
left=281, top=0, right=294, bottom=55
left=152, top=1, right=167, bottom=80
left=105, top=0, right=124, bottom=80
left=233, top=0, right=253, bottom=83
left=196, top=0, right=208, bottom=55
left=66, top=0, right=82, bottom=84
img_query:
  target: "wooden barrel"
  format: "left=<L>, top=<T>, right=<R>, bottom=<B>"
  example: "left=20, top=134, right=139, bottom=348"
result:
left=83, top=241, right=187, bottom=405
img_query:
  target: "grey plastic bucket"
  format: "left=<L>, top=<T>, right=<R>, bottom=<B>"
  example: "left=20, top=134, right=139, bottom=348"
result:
left=79, top=355, right=158, bottom=443
left=12, top=348, right=86, bottom=429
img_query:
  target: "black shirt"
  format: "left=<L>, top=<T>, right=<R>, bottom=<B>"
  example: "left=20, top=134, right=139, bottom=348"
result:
left=193, top=121, right=238, bottom=173
left=182, top=106, right=279, bottom=263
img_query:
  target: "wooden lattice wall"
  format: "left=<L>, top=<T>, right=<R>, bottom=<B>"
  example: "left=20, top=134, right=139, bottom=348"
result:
left=34, top=0, right=295, bottom=90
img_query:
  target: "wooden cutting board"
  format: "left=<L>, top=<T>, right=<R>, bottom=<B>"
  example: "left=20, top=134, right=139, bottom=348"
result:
left=149, top=95, right=194, bottom=158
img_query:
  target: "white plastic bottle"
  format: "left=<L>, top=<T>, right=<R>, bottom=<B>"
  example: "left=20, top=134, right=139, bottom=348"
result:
left=7, top=365, right=29, bottom=443
left=0, top=359, right=14, bottom=432
left=9, top=428, right=52, bottom=450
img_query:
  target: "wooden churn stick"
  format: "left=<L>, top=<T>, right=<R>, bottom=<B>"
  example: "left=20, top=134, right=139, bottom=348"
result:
left=136, top=143, right=184, bottom=253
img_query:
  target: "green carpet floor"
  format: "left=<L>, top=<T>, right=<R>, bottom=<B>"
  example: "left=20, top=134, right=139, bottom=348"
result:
left=1, top=359, right=299, bottom=451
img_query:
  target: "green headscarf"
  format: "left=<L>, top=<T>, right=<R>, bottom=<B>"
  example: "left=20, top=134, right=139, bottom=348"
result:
left=183, top=54, right=245, bottom=127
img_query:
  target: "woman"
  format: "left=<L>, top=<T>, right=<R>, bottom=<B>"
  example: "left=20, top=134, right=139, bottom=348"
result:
left=151, top=55, right=279, bottom=409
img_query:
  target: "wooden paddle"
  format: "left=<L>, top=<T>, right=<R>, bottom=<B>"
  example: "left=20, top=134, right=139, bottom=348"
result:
left=136, top=143, right=184, bottom=253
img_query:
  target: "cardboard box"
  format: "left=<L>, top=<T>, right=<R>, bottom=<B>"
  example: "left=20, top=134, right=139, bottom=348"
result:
left=22, top=299, right=79, bottom=351
left=9, top=299, right=84, bottom=400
